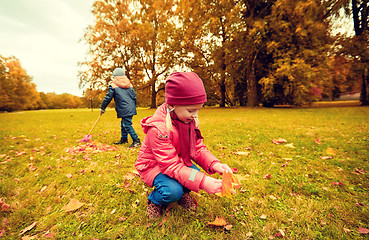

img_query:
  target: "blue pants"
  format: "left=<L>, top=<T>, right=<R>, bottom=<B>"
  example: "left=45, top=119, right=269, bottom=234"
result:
left=148, top=164, right=200, bottom=205
left=120, top=116, right=138, bottom=140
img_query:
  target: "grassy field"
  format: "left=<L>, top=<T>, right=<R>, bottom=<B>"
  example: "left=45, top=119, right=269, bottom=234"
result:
left=0, top=103, right=368, bottom=239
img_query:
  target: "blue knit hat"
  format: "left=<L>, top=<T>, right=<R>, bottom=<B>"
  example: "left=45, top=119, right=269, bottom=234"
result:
left=112, top=68, right=125, bottom=77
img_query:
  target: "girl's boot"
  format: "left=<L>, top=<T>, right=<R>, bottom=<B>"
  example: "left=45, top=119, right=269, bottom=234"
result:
left=147, top=200, right=165, bottom=219
left=114, top=138, right=128, bottom=145
left=178, top=192, right=197, bottom=211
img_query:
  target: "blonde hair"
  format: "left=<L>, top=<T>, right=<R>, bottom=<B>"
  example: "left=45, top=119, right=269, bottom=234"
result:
left=165, top=107, right=199, bottom=132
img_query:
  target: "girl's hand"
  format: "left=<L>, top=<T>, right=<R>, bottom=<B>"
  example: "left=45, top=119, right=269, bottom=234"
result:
left=212, top=163, right=233, bottom=174
left=200, top=176, right=222, bottom=194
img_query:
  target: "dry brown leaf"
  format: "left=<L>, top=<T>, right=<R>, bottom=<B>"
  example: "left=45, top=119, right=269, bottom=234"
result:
left=272, top=138, right=287, bottom=145
left=123, top=172, right=136, bottom=180
left=358, top=227, right=369, bottom=234
left=245, top=231, right=253, bottom=238
left=326, top=147, right=336, bottom=155
left=224, top=224, right=233, bottom=231
left=234, top=151, right=250, bottom=156
left=19, top=222, right=37, bottom=236
left=61, top=199, right=85, bottom=212
left=207, top=216, right=227, bottom=226
left=260, top=214, right=267, bottom=220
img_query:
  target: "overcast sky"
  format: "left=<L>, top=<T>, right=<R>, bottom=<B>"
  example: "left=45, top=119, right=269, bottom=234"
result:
left=0, top=0, right=95, bottom=97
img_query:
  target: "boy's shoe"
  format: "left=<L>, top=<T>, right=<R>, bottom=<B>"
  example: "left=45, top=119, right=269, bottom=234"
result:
left=114, top=138, right=128, bottom=145
left=147, top=200, right=165, bottom=220
left=129, top=139, right=141, bottom=148
left=178, top=192, right=197, bottom=211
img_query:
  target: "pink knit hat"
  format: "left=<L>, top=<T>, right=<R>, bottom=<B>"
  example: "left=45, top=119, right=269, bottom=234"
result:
left=165, top=72, right=207, bottom=105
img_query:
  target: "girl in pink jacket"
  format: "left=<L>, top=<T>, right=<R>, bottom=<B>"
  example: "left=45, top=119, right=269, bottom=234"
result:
left=135, top=72, right=233, bottom=219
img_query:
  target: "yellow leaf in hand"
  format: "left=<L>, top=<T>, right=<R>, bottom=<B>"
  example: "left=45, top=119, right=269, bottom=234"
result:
left=220, top=172, right=241, bottom=198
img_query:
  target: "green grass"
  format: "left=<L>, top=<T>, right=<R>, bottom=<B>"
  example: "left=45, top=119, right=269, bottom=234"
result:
left=1, top=104, right=368, bottom=239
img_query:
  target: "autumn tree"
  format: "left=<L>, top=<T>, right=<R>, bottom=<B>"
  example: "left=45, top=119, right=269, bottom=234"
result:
left=342, top=0, right=369, bottom=105
left=134, top=0, right=180, bottom=108
left=80, top=0, right=179, bottom=108
left=259, top=0, right=333, bottom=106
left=237, top=0, right=275, bottom=107
left=322, top=0, right=368, bottom=104
left=0, top=55, right=42, bottom=111
left=79, top=0, right=138, bottom=91
left=176, top=0, right=243, bottom=107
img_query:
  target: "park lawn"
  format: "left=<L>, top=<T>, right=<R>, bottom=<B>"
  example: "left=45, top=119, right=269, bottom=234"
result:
left=0, top=104, right=368, bottom=239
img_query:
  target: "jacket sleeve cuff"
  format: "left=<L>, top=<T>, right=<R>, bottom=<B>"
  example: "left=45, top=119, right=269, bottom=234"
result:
left=178, top=168, right=206, bottom=193
left=209, top=161, right=221, bottom=174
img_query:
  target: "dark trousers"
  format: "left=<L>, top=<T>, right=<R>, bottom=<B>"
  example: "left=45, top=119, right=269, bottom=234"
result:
left=120, top=116, right=138, bottom=140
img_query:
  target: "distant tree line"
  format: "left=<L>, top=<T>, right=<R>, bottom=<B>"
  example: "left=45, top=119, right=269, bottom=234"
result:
left=79, top=0, right=368, bottom=107
left=0, top=55, right=88, bottom=112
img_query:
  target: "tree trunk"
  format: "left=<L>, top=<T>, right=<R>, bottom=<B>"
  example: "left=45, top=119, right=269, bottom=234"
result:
left=219, top=49, right=227, bottom=107
left=219, top=80, right=226, bottom=107
left=150, top=80, right=157, bottom=108
left=361, top=67, right=369, bottom=105
left=351, top=0, right=369, bottom=105
left=246, top=52, right=258, bottom=107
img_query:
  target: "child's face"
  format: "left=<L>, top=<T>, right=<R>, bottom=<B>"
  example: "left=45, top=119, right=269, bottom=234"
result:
left=172, top=103, right=204, bottom=123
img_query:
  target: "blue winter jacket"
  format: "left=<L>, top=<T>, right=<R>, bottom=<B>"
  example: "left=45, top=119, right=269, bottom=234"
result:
left=100, top=85, right=137, bottom=118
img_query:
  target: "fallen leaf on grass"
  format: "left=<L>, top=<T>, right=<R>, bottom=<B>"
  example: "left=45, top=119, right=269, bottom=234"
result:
left=354, top=168, right=365, bottom=175
left=19, top=222, right=37, bottom=236
left=326, top=147, right=336, bottom=155
left=64, top=142, right=118, bottom=155
left=123, top=172, right=136, bottom=180
left=146, top=223, right=153, bottom=228
left=0, top=198, right=11, bottom=211
left=207, top=216, right=227, bottom=227
left=274, top=229, right=286, bottom=237
left=284, top=143, right=295, bottom=148
left=158, top=216, right=167, bottom=227
left=224, top=224, right=233, bottom=231
left=43, top=231, right=55, bottom=238
left=272, top=138, right=287, bottom=145
left=28, top=164, right=37, bottom=172
left=263, top=174, right=271, bottom=179
left=234, top=151, right=250, bottom=156
left=15, top=151, right=26, bottom=157
left=269, top=195, right=277, bottom=200
left=61, top=199, right=85, bottom=212
left=245, top=232, right=253, bottom=239
left=358, top=227, right=369, bottom=234
left=119, top=217, right=127, bottom=223
left=332, top=182, right=343, bottom=186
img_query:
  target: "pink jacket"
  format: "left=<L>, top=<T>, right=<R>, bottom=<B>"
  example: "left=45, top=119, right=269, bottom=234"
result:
left=135, top=104, right=220, bottom=192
